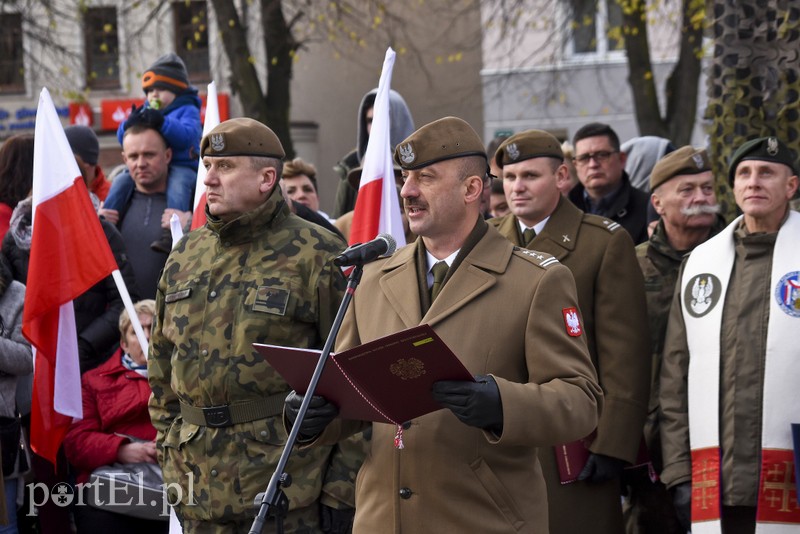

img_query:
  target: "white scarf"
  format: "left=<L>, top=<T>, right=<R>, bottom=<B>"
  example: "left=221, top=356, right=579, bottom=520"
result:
left=681, top=211, right=800, bottom=533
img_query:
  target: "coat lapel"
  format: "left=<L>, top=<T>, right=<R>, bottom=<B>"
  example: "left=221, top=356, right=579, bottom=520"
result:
left=423, top=226, right=512, bottom=327
left=531, top=197, right=582, bottom=260
left=377, top=244, right=423, bottom=329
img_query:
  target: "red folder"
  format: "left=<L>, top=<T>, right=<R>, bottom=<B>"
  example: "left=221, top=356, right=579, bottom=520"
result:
left=254, top=324, right=474, bottom=424
left=554, top=431, right=596, bottom=484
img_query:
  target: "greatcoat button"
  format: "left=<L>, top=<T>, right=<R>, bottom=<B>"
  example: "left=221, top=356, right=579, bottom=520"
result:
left=399, top=487, right=412, bottom=499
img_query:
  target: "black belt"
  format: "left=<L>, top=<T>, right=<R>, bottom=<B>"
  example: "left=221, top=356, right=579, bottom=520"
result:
left=179, top=392, right=289, bottom=428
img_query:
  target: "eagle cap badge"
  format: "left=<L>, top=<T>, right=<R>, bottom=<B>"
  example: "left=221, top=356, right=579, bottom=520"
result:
left=399, top=143, right=416, bottom=165
left=767, top=137, right=779, bottom=156
left=210, top=133, right=225, bottom=152
left=692, top=153, right=704, bottom=169
left=506, top=142, right=520, bottom=161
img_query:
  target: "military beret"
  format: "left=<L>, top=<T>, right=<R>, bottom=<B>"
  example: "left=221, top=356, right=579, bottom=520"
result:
left=494, top=130, right=564, bottom=169
left=650, top=146, right=710, bottom=191
left=201, top=117, right=286, bottom=159
left=728, top=136, right=798, bottom=184
left=394, top=116, right=486, bottom=170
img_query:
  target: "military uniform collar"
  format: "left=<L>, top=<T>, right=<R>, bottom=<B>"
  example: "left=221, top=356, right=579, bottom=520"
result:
left=205, top=187, right=289, bottom=244
left=532, top=196, right=582, bottom=253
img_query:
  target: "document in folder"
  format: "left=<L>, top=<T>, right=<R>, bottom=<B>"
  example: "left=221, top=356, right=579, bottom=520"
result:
left=254, top=324, right=474, bottom=424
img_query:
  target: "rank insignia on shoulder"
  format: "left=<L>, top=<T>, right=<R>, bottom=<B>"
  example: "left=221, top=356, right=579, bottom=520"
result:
left=514, top=247, right=559, bottom=268
left=602, top=219, right=621, bottom=232
left=562, top=307, right=582, bottom=337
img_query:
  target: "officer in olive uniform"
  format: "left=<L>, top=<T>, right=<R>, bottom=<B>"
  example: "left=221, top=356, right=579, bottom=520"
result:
left=148, top=118, right=359, bottom=533
left=490, top=130, right=650, bottom=534
left=629, top=147, right=724, bottom=534
left=286, top=117, right=603, bottom=534
left=660, top=137, right=800, bottom=533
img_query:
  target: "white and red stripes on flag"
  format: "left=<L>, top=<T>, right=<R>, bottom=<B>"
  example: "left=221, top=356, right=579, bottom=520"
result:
left=190, top=81, right=221, bottom=230
left=23, top=88, right=118, bottom=465
left=349, top=47, right=406, bottom=248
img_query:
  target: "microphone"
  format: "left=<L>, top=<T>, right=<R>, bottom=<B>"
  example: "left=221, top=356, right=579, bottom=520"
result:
left=334, top=233, right=397, bottom=267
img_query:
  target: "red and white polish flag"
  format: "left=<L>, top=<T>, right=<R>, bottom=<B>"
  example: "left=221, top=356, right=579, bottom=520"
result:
left=190, top=81, right=221, bottom=230
left=23, top=88, right=118, bottom=465
left=349, top=47, right=406, bottom=248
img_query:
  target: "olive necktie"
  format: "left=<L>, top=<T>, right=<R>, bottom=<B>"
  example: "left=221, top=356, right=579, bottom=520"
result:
left=430, top=261, right=449, bottom=303
left=522, top=227, right=536, bottom=245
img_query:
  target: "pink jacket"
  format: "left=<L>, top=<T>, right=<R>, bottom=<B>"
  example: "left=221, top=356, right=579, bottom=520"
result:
left=63, top=350, right=156, bottom=483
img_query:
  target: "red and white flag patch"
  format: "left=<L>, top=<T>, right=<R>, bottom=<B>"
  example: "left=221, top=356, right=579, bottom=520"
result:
left=562, top=307, right=582, bottom=337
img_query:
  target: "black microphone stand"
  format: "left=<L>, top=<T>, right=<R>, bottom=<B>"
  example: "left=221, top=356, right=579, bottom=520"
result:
left=249, top=264, right=364, bottom=534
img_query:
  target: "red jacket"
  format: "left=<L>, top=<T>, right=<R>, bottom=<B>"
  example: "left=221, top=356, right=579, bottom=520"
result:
left=63, top=350, right=156, bottom=483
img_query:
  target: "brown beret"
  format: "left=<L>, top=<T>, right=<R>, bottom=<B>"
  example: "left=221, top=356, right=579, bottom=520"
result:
left=728, top=136, right=798, bottom=185
left=394, top=116, right=486, bottom=170
left=650, top=146, right=710, bottom=191
left=200, top=117, right=286, bottom=159
left=494, top=130, right=564, bottom=169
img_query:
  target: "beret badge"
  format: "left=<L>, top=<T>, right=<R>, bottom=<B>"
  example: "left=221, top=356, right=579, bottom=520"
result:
left=506, top=143, right=520, bottom=161
left=210, top=133, right=225, bottom=152
left=692, top=153, right=704, bottom=169
left=767, top=137, right=779, bottom=156
left=399, top=143, right=416, bottom=165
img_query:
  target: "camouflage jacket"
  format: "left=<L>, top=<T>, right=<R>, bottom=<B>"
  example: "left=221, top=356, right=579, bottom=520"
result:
left=148, top=188, right=360, bottom=524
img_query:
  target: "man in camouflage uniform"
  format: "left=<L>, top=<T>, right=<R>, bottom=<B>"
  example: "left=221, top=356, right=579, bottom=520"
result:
left=628, top=146, right=723, bottom=534
left=148, top=118, right=359, bottom=533
left=490, top=130, right=650, bottom=534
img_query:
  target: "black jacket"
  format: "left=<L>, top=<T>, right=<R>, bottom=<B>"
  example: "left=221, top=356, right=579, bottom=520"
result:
left=568, top=171, right=651, bottom=245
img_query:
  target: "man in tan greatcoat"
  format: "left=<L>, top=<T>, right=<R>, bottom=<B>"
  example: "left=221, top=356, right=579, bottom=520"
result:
left=490, top=129, right=650, bottom=534
left=285, top=116, right=603, bottom=534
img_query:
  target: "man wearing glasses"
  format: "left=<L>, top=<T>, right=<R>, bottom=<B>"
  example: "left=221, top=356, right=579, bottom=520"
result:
left=568, top=123, right=651, bottom=244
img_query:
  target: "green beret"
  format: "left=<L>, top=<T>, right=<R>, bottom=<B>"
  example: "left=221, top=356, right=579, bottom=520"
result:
left=494, top=130, right=563, bottom=168
left=201, top=117, right=286, bottom=159
left=650, top=146, right=710, bottom=191
left=728, top=136, right=798, bottom=184
left=394, top=116, right=486, bottom=170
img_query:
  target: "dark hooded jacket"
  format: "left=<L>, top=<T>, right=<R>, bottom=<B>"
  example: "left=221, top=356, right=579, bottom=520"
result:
left=332, top=88, right=415, bottom=217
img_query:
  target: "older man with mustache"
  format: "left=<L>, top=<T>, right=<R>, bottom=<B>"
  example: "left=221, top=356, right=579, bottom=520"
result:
left=628, top=146, right=725, bottom=534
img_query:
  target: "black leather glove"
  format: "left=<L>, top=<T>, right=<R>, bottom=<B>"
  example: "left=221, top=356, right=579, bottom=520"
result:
left=319, top=503, right=354, bottom=534
left=124, top=104, right=164, bottom=131
left=671, top=481, right=692, bottom=531
left=431, top=374, right=503, bottom=433
left=284, top=391, right=339, bottom=439
left=577, top=452, right=627, bottom=483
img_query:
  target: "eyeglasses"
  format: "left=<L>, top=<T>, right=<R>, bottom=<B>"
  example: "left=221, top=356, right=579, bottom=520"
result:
left=573, top=150, right=618, bottom=166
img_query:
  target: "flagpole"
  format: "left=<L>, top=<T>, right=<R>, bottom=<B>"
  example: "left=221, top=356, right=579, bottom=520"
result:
left=111, top=270, right=149, bottom=358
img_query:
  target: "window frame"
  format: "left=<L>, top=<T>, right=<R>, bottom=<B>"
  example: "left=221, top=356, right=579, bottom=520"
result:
left=84, top=6, right=121, bottom=90
left=172, top=0, right=211, bottom=84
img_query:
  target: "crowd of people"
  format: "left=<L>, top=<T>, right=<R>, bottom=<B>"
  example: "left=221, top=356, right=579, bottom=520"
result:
left=0, top=51, right=796, bottom=534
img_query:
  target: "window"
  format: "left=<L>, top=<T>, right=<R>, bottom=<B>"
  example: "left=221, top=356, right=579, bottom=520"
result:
left=0, top=13, right=24, bottom=93
left=85, top=7, right=120, bottom=89
left=173, top=1, right=210, bottom=82
left=567, top=0, right=624, bottom=57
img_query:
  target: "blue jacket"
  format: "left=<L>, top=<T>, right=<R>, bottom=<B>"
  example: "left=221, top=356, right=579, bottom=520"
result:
left=117, top=90, right=202, bottom=169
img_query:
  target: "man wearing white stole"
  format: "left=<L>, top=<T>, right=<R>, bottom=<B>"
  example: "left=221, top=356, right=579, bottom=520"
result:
left=660, top=136, right=800, bottom=534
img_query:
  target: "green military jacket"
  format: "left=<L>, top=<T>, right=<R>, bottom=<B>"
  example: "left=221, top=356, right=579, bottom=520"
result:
left=148, top=188, right=357, bottom=524
left=635, top=217, right=725, bottom=470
